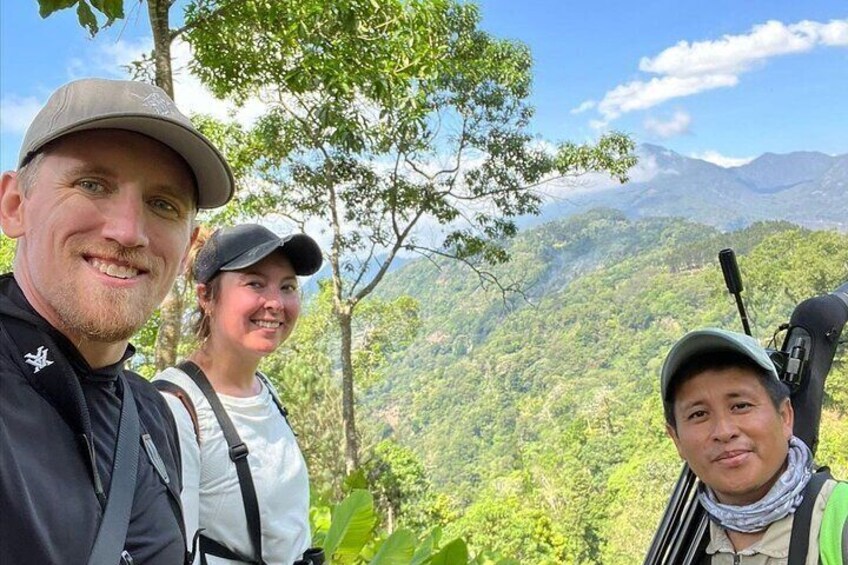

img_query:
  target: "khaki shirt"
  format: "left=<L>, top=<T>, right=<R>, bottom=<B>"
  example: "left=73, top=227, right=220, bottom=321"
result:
left=706, top=479, right=838, bottom=564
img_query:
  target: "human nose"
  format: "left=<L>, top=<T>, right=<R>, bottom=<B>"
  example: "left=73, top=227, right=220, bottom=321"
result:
left=263, top=289, right=287, bottom=311
left=264, top=288, right=299, bottom=312
left=100, top=190, right=149, bottom=248
left=710, top=411, right=739, bottom=443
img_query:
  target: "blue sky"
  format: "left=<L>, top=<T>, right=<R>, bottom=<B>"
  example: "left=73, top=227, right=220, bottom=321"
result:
left=2, top=0, right=847, bottom=173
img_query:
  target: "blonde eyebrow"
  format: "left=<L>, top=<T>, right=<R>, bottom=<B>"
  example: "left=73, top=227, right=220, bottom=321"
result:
left=64, top=163, right=117, bottom=179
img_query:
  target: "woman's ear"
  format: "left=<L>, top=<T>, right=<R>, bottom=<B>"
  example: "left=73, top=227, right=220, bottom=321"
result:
left=196, top=283, right=210, bottom=308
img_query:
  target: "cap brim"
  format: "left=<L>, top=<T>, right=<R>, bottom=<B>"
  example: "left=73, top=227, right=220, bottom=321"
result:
left=661, top=329, right=779, bottom=400
left=25, top=115, right=234, bottom=209
left=220, top=234, right=323, bottom=276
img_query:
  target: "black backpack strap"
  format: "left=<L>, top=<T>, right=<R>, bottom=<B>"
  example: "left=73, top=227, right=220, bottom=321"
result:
left=87, top=374, right=140, bottom=565
left=788, top=468, right=832, bottom=565
left=177, top=361, right=265, bottom=565
left=154, top=380, right=201, bottom=444
left=256, top=371, right=294, bottom=433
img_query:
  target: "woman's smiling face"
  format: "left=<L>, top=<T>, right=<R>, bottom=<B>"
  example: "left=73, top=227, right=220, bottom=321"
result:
left=202, top=251, right=301, bottom=358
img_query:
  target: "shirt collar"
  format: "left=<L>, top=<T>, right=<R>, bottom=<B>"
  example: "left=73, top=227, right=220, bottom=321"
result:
left=707, top=514, right=792, bottom=558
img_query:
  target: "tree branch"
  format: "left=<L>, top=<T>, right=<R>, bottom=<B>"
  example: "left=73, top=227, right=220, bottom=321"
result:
left=171, top=0, right=242, bottom=40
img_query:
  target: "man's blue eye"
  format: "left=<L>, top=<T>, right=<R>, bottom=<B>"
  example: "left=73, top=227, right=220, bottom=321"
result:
left=77, top=179, right=105, bottom=193
left=151, top=198, right=179, bottom=215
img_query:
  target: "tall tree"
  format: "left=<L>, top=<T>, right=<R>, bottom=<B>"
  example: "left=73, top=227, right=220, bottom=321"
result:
left=185, top=0, right=637, bottom=472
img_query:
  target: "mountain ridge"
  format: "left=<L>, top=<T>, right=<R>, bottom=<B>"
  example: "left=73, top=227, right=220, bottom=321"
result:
left=532, top=144, right=847, bottom=232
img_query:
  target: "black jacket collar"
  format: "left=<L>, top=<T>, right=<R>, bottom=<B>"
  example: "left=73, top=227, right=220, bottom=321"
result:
left=0, top=273, right=134, bottom=435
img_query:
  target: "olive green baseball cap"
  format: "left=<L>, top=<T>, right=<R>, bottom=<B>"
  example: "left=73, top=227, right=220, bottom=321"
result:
left=18, top=78, right=234, bottom=209
left=661, top=327, right=780, bottom=402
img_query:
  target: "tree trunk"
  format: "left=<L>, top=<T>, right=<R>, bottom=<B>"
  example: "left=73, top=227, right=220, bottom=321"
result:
left=154, top=277, right=185, bottom=370
left=147, top=0, right=174, bottom=97
left=148, top=0, right=182, bottom=370
left=338, top=305, right=359, bottom=474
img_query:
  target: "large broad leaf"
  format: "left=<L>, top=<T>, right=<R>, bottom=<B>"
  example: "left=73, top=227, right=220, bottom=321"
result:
left=369, top=529, right=416, bottom=565
left=38, top=0, right=124, bottom=36
left=428, top=539, right=468, bottom=565
left=38, top=0, right=78, bottom=18
left=76, top=1, right=98, bottom=35
left=410, top=528, right=442, bottom=565
left=322, top=490, right=377, bottom=563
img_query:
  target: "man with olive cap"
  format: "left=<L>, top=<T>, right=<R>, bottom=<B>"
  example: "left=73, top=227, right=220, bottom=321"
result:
left=0, top=78, right=234, bottom=564
left=661, top=328, right=847, bottom=563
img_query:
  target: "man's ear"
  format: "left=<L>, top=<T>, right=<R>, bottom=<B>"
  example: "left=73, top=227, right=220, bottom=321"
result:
left=0, top=172, right=26, bottom=238
left=666, top=423, right=684, bottom=458
left=779, top=397, right=794, bottom=441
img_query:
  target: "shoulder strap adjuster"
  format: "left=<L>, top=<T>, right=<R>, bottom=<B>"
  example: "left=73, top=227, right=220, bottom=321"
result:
left=229, top=442, right=249, bottom=461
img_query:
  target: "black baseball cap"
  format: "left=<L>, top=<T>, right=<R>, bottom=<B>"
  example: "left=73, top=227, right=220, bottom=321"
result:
left=193, top=224, right=323, bottom=283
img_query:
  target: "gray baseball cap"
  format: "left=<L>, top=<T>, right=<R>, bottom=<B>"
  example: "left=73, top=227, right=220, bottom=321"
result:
left=18, top=78, right=234, bottom=209
left=193, top=224, right=323, bottom=284
left=661, top=328, right=780, bottom=402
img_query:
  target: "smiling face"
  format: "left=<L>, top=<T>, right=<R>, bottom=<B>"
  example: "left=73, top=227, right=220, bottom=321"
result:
left=667, top=366, right=794, bottom=506
left=200, top=252, right=301, bottom=359
left=0, top=129, right=197, bottom=360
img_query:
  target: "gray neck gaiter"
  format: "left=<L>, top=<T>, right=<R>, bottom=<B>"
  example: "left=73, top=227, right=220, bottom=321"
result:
left=697, top=436, right=812, bottom=533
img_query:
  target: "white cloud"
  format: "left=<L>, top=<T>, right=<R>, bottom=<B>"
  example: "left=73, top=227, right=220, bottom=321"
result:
left=570, top=100, right=596, bottom=114
left=0, top=95, right=42, bottom=134
left=597, top=74, right=737, bottom=123
left=582, top=18, right=848, bottom=124
left=644, top=110, right=692, bottom=139
left=691, top=150, right=754, bottom=168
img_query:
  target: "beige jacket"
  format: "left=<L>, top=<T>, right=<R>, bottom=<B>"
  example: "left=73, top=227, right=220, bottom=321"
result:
left=705, top=478, right=839, bottom=564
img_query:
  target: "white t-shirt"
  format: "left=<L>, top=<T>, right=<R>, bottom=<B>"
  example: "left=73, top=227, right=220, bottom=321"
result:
left=155, top=367, right=311, bottom=565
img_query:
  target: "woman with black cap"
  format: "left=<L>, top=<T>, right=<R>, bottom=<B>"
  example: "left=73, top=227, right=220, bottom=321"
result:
left=154, top=224, right=324, bottom=565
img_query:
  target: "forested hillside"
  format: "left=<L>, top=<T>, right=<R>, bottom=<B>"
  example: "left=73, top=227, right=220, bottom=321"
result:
left=3, top=209, right=844, bottom=563
left=354, top=209, right=848, bottom=562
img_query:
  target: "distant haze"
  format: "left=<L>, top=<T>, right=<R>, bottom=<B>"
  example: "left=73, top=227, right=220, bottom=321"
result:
left=532, top=144, right=847, bottom=232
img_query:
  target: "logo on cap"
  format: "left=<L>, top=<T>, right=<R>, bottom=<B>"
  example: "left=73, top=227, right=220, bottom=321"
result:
left=131, top=92, right=177, bottom=117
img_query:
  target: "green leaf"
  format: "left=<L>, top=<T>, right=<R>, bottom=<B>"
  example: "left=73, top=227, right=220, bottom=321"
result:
left=102, top=0, right=124, bottom=20
left=428, top=539, right=468, bottom=565
left=38, top=0, right=78, bottom=18
left=410, top=528, right=442, bottom=565
left=76, top=1, right=98, bottom=36
left=322, top=490, right=377, bottom=562
left=369, top=529, right=416, bottom=565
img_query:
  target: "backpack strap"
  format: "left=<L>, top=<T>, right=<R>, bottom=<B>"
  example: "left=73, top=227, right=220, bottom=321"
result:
left=788, top=468, right=832, bottom=565
left=177, top=361, right=265, bottom=565
left=87, top=374, right=140, bottom=565
left=154, top=380, right=201, bottom=444
left=256, top=371, right=295, bottom=434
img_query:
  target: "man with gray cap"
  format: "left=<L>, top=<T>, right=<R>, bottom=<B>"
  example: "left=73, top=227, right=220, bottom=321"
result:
left=661, top=328, right=847, bottom=563
left=0, top=78, right=234, bottom=564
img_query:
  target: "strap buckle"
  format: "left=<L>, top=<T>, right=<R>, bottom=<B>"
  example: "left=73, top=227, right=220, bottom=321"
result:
left=229, top=442, right=249, bottom=461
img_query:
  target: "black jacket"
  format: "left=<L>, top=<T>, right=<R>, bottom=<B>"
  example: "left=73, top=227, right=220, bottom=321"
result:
left=0, top=274, right=186, bottom=564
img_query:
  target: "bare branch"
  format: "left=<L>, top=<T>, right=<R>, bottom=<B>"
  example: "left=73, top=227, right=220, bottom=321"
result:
left=171, top=0, right=241, bottom=40
left=407, top=244, right=530, bottom=306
